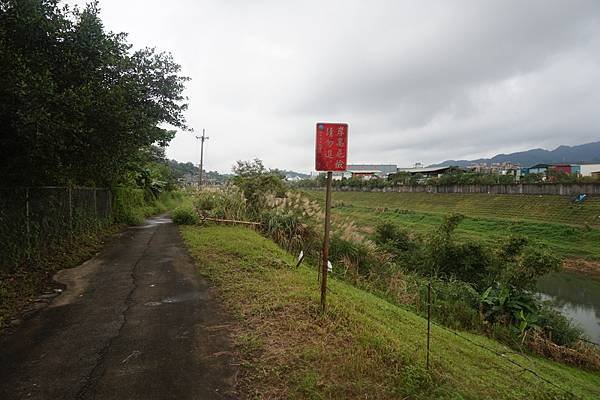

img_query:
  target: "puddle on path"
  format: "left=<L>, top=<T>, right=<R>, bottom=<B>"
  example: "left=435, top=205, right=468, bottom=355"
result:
left=133, top=216, right=172, bottom=229
left=143, top=291, right=207, bottom=307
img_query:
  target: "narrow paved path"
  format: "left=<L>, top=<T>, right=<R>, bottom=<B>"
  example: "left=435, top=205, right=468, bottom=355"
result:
left=0, top=216, right=238, bottom=400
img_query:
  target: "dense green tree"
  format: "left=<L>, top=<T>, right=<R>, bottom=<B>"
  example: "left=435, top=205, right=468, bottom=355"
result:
left=168, top=160, right=198, bottom=178
left=232, top=159, right=286, bottom=215
left=0, top=0, right=189, bottom=186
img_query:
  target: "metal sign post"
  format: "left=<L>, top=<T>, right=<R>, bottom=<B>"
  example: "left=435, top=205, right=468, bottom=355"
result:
left=315, top=122, right=348, bottom=312
left=321, top=171, right=333, bottom=311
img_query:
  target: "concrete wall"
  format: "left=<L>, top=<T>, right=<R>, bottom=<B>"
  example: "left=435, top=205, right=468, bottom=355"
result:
left=322, top=184, right=600, bottom=196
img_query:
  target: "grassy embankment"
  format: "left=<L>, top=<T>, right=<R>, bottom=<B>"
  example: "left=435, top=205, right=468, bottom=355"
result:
left=181, top=225, right=600, bottom=399
left=302, top=191, right=600, bottom=265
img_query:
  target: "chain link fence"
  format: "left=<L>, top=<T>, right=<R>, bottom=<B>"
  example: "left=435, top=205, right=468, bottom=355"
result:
left=0, top=187, right=112, bottom=273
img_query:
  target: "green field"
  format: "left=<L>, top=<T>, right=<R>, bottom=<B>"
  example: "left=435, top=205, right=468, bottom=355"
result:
left=303, top=191, right=600, bottom=261
left=181, top=225, right=600, bottom=399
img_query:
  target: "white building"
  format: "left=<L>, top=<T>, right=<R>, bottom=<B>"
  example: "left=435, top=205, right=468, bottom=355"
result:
left=580, top=163, right=600, bottom=177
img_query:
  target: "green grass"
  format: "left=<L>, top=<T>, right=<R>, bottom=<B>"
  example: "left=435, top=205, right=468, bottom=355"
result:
left=311, top=191, right=600, bottom=227
left=113, top=189, right=193, bottom=225
left=181, top=225, right=600, bottom=399
left=303, top=191, right=600, bottom=261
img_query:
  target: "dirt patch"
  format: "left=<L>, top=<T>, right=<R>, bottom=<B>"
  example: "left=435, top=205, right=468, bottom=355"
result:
left=563, top=259, right=600, bottom=281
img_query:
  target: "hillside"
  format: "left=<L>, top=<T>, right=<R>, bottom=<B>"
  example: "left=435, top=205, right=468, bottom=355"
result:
left=430, top=141, right=600, bottom=168
left=322, top=191, right=600, bottom=227
left=302, top=191, right=600, bottom=262
left=180, top=225, right=600, bottom=399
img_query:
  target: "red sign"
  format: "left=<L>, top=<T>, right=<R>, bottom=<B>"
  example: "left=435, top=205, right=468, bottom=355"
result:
left=315, top=122, right=348, bottom=171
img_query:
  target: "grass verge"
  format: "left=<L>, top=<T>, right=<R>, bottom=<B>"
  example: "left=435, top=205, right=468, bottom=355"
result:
left=181, top=225, right=600, bottom=399
left=303, top=191, right=600, bottom=265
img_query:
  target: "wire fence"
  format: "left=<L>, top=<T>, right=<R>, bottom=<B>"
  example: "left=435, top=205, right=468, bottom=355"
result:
left=0, top=187, right=112, bottom=273
left=419, top=282, right=598, bottom=399
left=324, top=274, right=596, bottom=399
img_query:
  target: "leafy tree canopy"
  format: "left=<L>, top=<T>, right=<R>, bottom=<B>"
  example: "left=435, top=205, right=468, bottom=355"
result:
left=0, top=0, right=189, bottom=186
left=232, top=159, right=286, bottom=215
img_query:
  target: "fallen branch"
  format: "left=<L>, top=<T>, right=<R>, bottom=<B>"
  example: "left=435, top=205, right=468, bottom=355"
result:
left=203, top=217, right=261, bottom=226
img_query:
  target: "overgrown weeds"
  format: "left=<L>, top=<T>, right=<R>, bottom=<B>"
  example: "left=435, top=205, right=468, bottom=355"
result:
left=194, top=165, right=599, bottom=370
left=172, top=206, right=198, bottom=225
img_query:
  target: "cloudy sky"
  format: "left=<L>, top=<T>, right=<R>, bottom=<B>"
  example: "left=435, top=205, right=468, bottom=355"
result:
left=66, top=0, right=600, bottom=173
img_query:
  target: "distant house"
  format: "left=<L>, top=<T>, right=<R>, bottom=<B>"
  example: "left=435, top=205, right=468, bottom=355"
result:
left=469, top=162, right=521, bottom=175
left=548, top=164, right=578, bottom=175
left=526, top=164, right=550, bottom=175
left=180, top=173, right=199, bottom=187
left=346, top=164, right=398, bottom=179
left=349, top=170, right=381, bottom=180
left=524, top=163, right=583, bottom=176
left=580, top=163, right=600, bottom=177
left=396, top=165, right=460, bottom=178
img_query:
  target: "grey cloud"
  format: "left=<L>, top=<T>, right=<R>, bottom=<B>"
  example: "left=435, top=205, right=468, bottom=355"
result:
left=66, top=0, right=600, bottom=171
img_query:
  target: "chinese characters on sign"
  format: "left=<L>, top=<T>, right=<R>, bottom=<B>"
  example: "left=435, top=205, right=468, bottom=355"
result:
left=315, top=122, right=348, bottom=171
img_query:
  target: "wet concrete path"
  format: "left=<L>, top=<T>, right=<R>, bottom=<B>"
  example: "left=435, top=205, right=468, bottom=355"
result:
left=0, top=216, right=237, bottom=400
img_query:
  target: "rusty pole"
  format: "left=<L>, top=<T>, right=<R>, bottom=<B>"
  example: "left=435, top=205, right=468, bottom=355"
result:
left=427, top=281, right=431, bottom=370
left=321, top=171, right=333, bottom=312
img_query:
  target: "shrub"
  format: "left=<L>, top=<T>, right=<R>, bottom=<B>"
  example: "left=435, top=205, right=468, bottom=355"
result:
left=421, top=214, right=494, bottom=287
left=209, top=187, right=248, bottom=221
left=112, top=187, right=147, bottom=224
left=479, top=284, right=537, bottom=325
left=259, top=209, right=317, bottom=252
left=330, top=235, right=378, bottom=276
left=374, top=222, right=414, bottom=254
left=171, top=207, right=198, bottom=225
left=536, top=304, right=583, bottom=346
left=420, top=278, right=481, bottom=331
left=195, top=192, right=216, bottom=211
left=258, top=191, right=324, bottom=255
left=490, top=236, right=562, bottom=291
left=231, top=159, right=286, bottom=216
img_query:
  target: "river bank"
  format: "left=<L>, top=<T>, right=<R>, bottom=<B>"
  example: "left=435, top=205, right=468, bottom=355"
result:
left=563, top=259, right=600, bottom=281
left=537, top=271, right=600, bottom=344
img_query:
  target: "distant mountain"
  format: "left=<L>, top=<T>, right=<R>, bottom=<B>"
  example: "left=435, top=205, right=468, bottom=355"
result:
left=429, top=141, right=600, bottom=168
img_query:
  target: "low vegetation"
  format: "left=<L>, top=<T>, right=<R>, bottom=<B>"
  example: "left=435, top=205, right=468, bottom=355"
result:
left=0, top=222, right=118, bottom=328
left=294, top=170, right=599, bottom=189
left=302, top=191, right=600, bottom=263
left=181, top=225, right=600, bottom=399
left=304, top=191, right=600, bottom=228
left=188, top=160, right=600, bottom=372
left=171, top=206, right=199, bottom=225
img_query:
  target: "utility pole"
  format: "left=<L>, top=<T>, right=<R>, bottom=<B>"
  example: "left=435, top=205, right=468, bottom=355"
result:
left=196, top=129, right=209, bottom=188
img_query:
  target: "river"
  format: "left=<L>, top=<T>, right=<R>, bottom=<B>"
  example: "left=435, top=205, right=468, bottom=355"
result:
left=537, top=271, right=600, bottom=343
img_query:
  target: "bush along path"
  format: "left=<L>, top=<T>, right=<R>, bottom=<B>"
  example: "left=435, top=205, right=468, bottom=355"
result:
left=180, top=225, right=600, bottom=400
left=0, top=215, right=237, bottom=400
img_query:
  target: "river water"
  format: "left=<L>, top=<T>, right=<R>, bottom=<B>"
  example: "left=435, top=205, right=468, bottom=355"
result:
left=537, top=272, right=600, bottom=343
